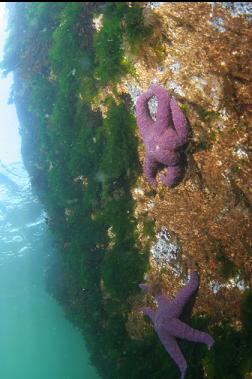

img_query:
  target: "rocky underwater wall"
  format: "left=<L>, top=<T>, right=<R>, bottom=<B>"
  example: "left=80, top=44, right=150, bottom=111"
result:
left=2, top=2, right=252, bottom=379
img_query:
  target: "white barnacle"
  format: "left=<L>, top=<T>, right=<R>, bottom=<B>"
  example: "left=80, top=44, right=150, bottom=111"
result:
left=235, top=147, right=248, bottom=160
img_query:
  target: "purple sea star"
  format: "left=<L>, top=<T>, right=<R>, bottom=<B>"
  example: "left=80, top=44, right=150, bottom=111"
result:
left=136, top=84, right=189, bottom=187
left=139, top=272, right=214, bottom=379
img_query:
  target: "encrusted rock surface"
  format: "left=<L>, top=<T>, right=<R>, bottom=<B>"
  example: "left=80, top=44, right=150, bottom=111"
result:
left=121, top=2, right=252, bottom=326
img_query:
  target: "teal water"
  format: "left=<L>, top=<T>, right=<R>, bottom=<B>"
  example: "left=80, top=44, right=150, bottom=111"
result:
left=0, top=162, right=99, bottom=379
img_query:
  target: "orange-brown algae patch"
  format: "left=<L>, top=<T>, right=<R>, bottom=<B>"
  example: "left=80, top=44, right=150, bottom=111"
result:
left=124, top=2, right=252, bottom=326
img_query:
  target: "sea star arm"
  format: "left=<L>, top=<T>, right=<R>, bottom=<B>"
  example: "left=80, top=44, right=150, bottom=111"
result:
left=158, top=331, right=187, bottom=379
left=139, top=283, right=171, bottom=306
left=170, top=97, right=189, bottom=146
left=149, top=84, right=172, bottom=134
left=143, top=156, right=161, bottom=186
left=136, top=89, right=155, bottom=137
left=160, top=165, right=183, bottom=188
left=170, top=271, right=199, bottom=317
left=167, top=318, right=215, bottom=348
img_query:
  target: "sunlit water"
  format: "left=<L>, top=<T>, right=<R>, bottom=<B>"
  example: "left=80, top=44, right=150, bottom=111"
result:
left=0, top=162, right=99, bottom=379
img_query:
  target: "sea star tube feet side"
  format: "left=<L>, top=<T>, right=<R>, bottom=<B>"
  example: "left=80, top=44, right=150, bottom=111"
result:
left=136, top=84, right=189, bottom=187
left=139, top=272, right=214, bottom=379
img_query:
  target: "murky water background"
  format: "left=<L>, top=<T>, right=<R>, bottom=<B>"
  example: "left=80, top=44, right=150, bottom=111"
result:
left=0, top=162, right=99, bottom=379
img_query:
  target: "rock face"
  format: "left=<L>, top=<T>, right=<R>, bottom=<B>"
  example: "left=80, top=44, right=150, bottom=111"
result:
left=136, top=84, right=189, bottom=187
left=4, top=2, right=252, bottom=378
left=123, top=2, right=252, bottom=325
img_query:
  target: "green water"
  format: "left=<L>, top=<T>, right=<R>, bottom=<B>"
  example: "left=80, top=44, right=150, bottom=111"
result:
left=0, top=162, right=99, bottom=379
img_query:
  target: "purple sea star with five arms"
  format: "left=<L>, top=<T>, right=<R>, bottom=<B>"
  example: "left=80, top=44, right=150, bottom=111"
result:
left=139, top=272, right=214, bottom=379
left=136, top=84, right=189, bottom=187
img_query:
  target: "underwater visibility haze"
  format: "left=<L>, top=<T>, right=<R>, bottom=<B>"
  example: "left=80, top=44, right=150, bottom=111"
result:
left=1, top=2, right=252, bottom=379
left=0, top=3, right=99, bottom=379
